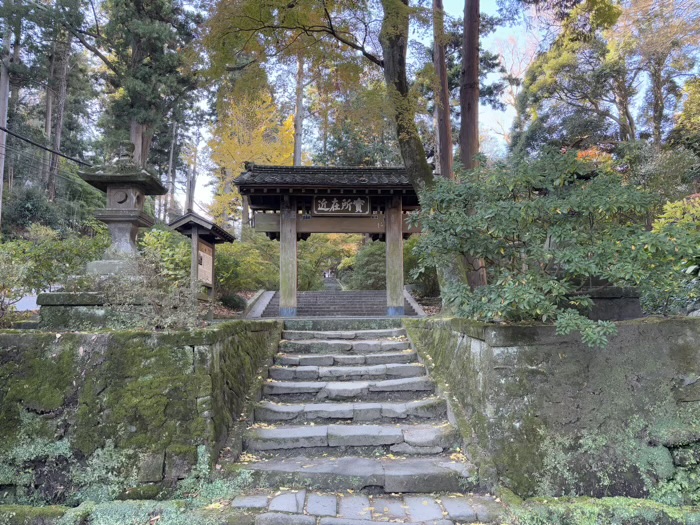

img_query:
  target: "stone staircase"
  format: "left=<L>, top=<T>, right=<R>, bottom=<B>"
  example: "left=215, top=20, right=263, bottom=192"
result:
left=261, top=291, right=418, bottom=318
left=222, top=319, right=499, bottom=524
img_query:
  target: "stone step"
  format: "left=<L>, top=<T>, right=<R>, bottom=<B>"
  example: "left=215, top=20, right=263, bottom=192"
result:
left=283, top=319, right=404, bottom=331
left=282, top=329, right=407, bottom=340
left=231, top=491, right=500, bottom=524
left=262, top=377, right=434, bottom=401
left=245, top=423, right=457, bottom=453
left=280, top=339, right=410, bottom=354
left=276, top=350, right=417, bottom=367
left=254, top=398, right=447, bottom=423
left=269, top=363, right=426, bottom=381
left=234, top=455, right=475, bottom=493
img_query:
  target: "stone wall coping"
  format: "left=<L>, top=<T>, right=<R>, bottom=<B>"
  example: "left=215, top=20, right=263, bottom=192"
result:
left=404, top=316, right=700, bottom=347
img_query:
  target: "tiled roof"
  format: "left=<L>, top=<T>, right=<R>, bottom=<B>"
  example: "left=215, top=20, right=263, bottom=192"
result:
left=235, top=165, right=411, bottom=187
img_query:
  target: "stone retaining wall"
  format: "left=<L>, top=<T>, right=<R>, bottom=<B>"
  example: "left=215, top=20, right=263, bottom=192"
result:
left=0, top=320, right=282, bottom=504
left=404, top=317, right=700, bottom=501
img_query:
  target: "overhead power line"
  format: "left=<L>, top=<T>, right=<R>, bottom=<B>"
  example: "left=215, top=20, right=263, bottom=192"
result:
left=0, top=125, right=92, bottom=166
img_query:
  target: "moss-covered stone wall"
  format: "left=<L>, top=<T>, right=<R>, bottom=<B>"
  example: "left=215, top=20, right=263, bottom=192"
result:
left=404, top=317, right=700, bottom=502
left=0, top=320, right=281, bottom=505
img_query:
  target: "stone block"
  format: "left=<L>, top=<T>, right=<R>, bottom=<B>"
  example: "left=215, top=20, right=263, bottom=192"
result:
left=352, top=403, right=382, bottom=421
left=390, top=443, right=443, bottom=455
left=304, top=403, right=354, bottom=419
left=381, top=403, right=408, bottom=418
left=246, top=426, right=328, bottom=451
left=268, top=490, right=306, bottom=513
left=372, top=497, right=407, bottom=520
left=338, top=494, right=372, bottom=520
left=441, top=497, right=477, bottom=521
left=404, top=496, right=444, bottom=521
left=327, top=425, right=403, bottom=447
left=255, top=513, right=315, bottom=525
left=137, top=452, right=164, bottom=483
left=232, top=495, right=269, bottom=509
left=306, top=493, right=337, bottom=516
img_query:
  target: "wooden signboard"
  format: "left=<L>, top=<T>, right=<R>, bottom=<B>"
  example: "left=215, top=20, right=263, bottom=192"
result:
left=312, top=196, right=370, bottom=216
left=197, top=240, right=214, bottom=286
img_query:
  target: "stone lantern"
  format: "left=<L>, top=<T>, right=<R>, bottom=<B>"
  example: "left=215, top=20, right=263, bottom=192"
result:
left=79, top=143, right=167, bottom=275
left=37, top=144, right=168, bottom=330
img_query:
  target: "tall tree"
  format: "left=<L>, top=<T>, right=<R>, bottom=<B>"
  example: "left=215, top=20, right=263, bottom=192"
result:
left=55, top=0, right=201, bottom=167
left=433, top=0, right=453, bottom=178
left=459, top=0, right=480, bottom=171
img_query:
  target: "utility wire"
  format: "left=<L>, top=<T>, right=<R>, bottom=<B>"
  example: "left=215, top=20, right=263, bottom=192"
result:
left=0, top=125, right=92, bottom=166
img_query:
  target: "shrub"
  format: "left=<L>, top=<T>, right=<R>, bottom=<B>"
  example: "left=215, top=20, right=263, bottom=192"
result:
left=343, top=241, right=386, bottom=290
left=139, top=227, right=190, bottom=287
left=414, top=148, right=690, bottom=347
left=219, top=292, right=246, bottom=311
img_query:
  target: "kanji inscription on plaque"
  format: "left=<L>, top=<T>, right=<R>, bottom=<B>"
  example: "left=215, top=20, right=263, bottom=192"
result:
left=312, top=196, right=370, bottom=216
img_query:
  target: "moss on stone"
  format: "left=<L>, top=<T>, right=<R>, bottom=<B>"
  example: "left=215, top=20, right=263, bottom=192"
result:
left=0, top=505, right=67, bottom=525
left=404, top=316, right=700, bottom=501
left=0, top=320, right=282, bottom=506
left=502, top=496, right=698, bottom=525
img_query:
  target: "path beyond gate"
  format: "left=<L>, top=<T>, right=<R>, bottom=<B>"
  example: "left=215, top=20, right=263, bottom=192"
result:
left=236, top=165, right=421, bottom=318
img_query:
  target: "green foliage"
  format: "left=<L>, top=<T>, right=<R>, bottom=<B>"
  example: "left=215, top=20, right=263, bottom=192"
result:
left=642, top=198, right=700, bottom=314
left=218, top=292, right=246, bottom=311
left=0, top=252, right=30, bottom=328
left=342, top=241, right=387, bottom=290
left=1, top=224, right=109, bottom=293
left=414, top=149, right=690, bottom=346
left=0, top=224, right=109, bottom=326
left=340, top=238, right=439, bottom=295
left=298, top=234, right=361, bottom=291
left=67, top=441, right=137, bottom=505
left=140, top=227, right=190, bottom=287
left=174, top=446, right=252, bottom=503
left=502, top=497, right=693, bottom=525
left=404, top=236, right=441, bottom=297
left=215, top=229, right=279, bottom=293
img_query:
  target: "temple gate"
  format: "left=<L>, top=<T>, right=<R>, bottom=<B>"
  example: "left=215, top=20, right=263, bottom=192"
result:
left=235, top=165, right=420, bottom=317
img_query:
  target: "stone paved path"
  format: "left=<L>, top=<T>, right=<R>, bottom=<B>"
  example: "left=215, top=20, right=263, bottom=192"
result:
left=219, top=319, right=500, bottom=524
left=231, top=489, right=501, bottom=524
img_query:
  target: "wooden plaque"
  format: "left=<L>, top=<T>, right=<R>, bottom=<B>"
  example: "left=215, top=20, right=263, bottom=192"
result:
left=312, top=196, right=370, bottom=216
left=197, top=240, right=214, bottom=286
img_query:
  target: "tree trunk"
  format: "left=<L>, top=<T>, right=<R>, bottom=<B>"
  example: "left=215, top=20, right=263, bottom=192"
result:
left=164, top=120, right=178, bottom=222
left=459, top=0, right=480, bottom=170
left=650, top=59, right=664, bottom=147
left=130, top=121, right=153, bottom=168
left=185, top=139, right=198, bottom=212
left=0, top=0, right=13, bottom=233
left=458, top=0, right=487, bottom=290
left=7, top=16, right=20, bottom=191
left=379, top=0, right=434, bottom=191
left=294, top=54, right=305, bottom=166
left=48, top=34, right=70, bottom=202
left=433, top=0, right=453, bottom=179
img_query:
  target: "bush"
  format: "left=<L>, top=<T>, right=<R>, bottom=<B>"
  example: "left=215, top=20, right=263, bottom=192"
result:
left=219, top=292, right=247, bottom=310
left=643, top=197, right=700, bottom=314
left=342, top=241, right=386, bottom=290
left=0, top=223, right=109, bottom=293
left=340, top=238, right=439, bottom=295
left=139, top=227, right=190, bottom=287
left=216, top=229, right=279, bottom=293
left=414, top=148, right=690, bottom=347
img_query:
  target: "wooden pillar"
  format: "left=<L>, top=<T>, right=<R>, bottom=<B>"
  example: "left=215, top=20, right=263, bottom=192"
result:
left=191, top=228, right=199, bottom=293
left=280, top=195, right=298, bottom=317
left=385, top=196, right=404, bottom=316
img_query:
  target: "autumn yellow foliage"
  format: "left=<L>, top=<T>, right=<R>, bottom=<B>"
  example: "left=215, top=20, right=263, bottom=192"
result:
left=209, top=94, right=294, bottom=221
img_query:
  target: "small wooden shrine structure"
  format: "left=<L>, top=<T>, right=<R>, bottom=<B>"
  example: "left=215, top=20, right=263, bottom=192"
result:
left=235, top=164, right=420, bottom=317
left=169, top=211, right=235, bottom=302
